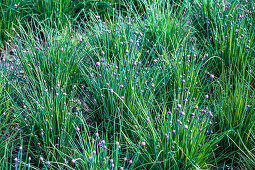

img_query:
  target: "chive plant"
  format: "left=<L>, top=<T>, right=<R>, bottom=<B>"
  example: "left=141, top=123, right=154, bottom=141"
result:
left=0, top=0, right=254, bottom=169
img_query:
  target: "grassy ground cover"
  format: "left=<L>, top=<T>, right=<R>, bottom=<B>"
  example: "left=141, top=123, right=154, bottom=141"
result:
left=0, top=0, right=254, bottom=169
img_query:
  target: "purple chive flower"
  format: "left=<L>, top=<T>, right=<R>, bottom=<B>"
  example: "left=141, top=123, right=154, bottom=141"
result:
left=171, top=146, right=175, bottom=149
left=184, top=125, right=188, bottom=129
left=164, top=133, right=169, bottom=138
left=60, top=48, right=63, bottom=51
left=96, top=62, right=100, bottom=67
left=110, top=89, right=113, bottom=93
left=40, top=157, right=43, bottom=161
left=88, top=156, right=93, bottom=161
left=198, top=144, right=201, bottom=147
left=151, top=83, right=154, bottom=87
left=194, top=105, right=198, bottom=109
left=115, top=141, right=119, bottom=145
left=173, top=141, right=176, bottom=144
left=102, top=51, right=105, bottom=55
left=210, top=74, right=214, bottom=79
left=177, top=104, right=181, bottom=108
left=95, top=133, right=99, bottom=137
left=120, top=85, right=124, bottom=88
left=71, top=159, right=76, bottom=164
left=110, top=159, right=113, bottom=163
left=129, top=160, right=133, bottom=164
left=120, top=96, right=124, bottom=100
left=76, top=127, right=80, bottom=132
left=191, top=113, right=195, bottom=116
left=141, top=141, right=146, bottom=146
left=205, top=95, right=209, bottom=99
left=93, top=150, right=96, bottom=154
left=46, top=161, right=51, bottom=165
left=172, top=130, right=176, bottom=133
left=125, top=50, right=129, bottom=54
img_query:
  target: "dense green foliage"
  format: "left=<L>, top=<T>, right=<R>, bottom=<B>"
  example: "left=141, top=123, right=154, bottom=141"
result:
left=0, top=0, right=254, bottom=169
